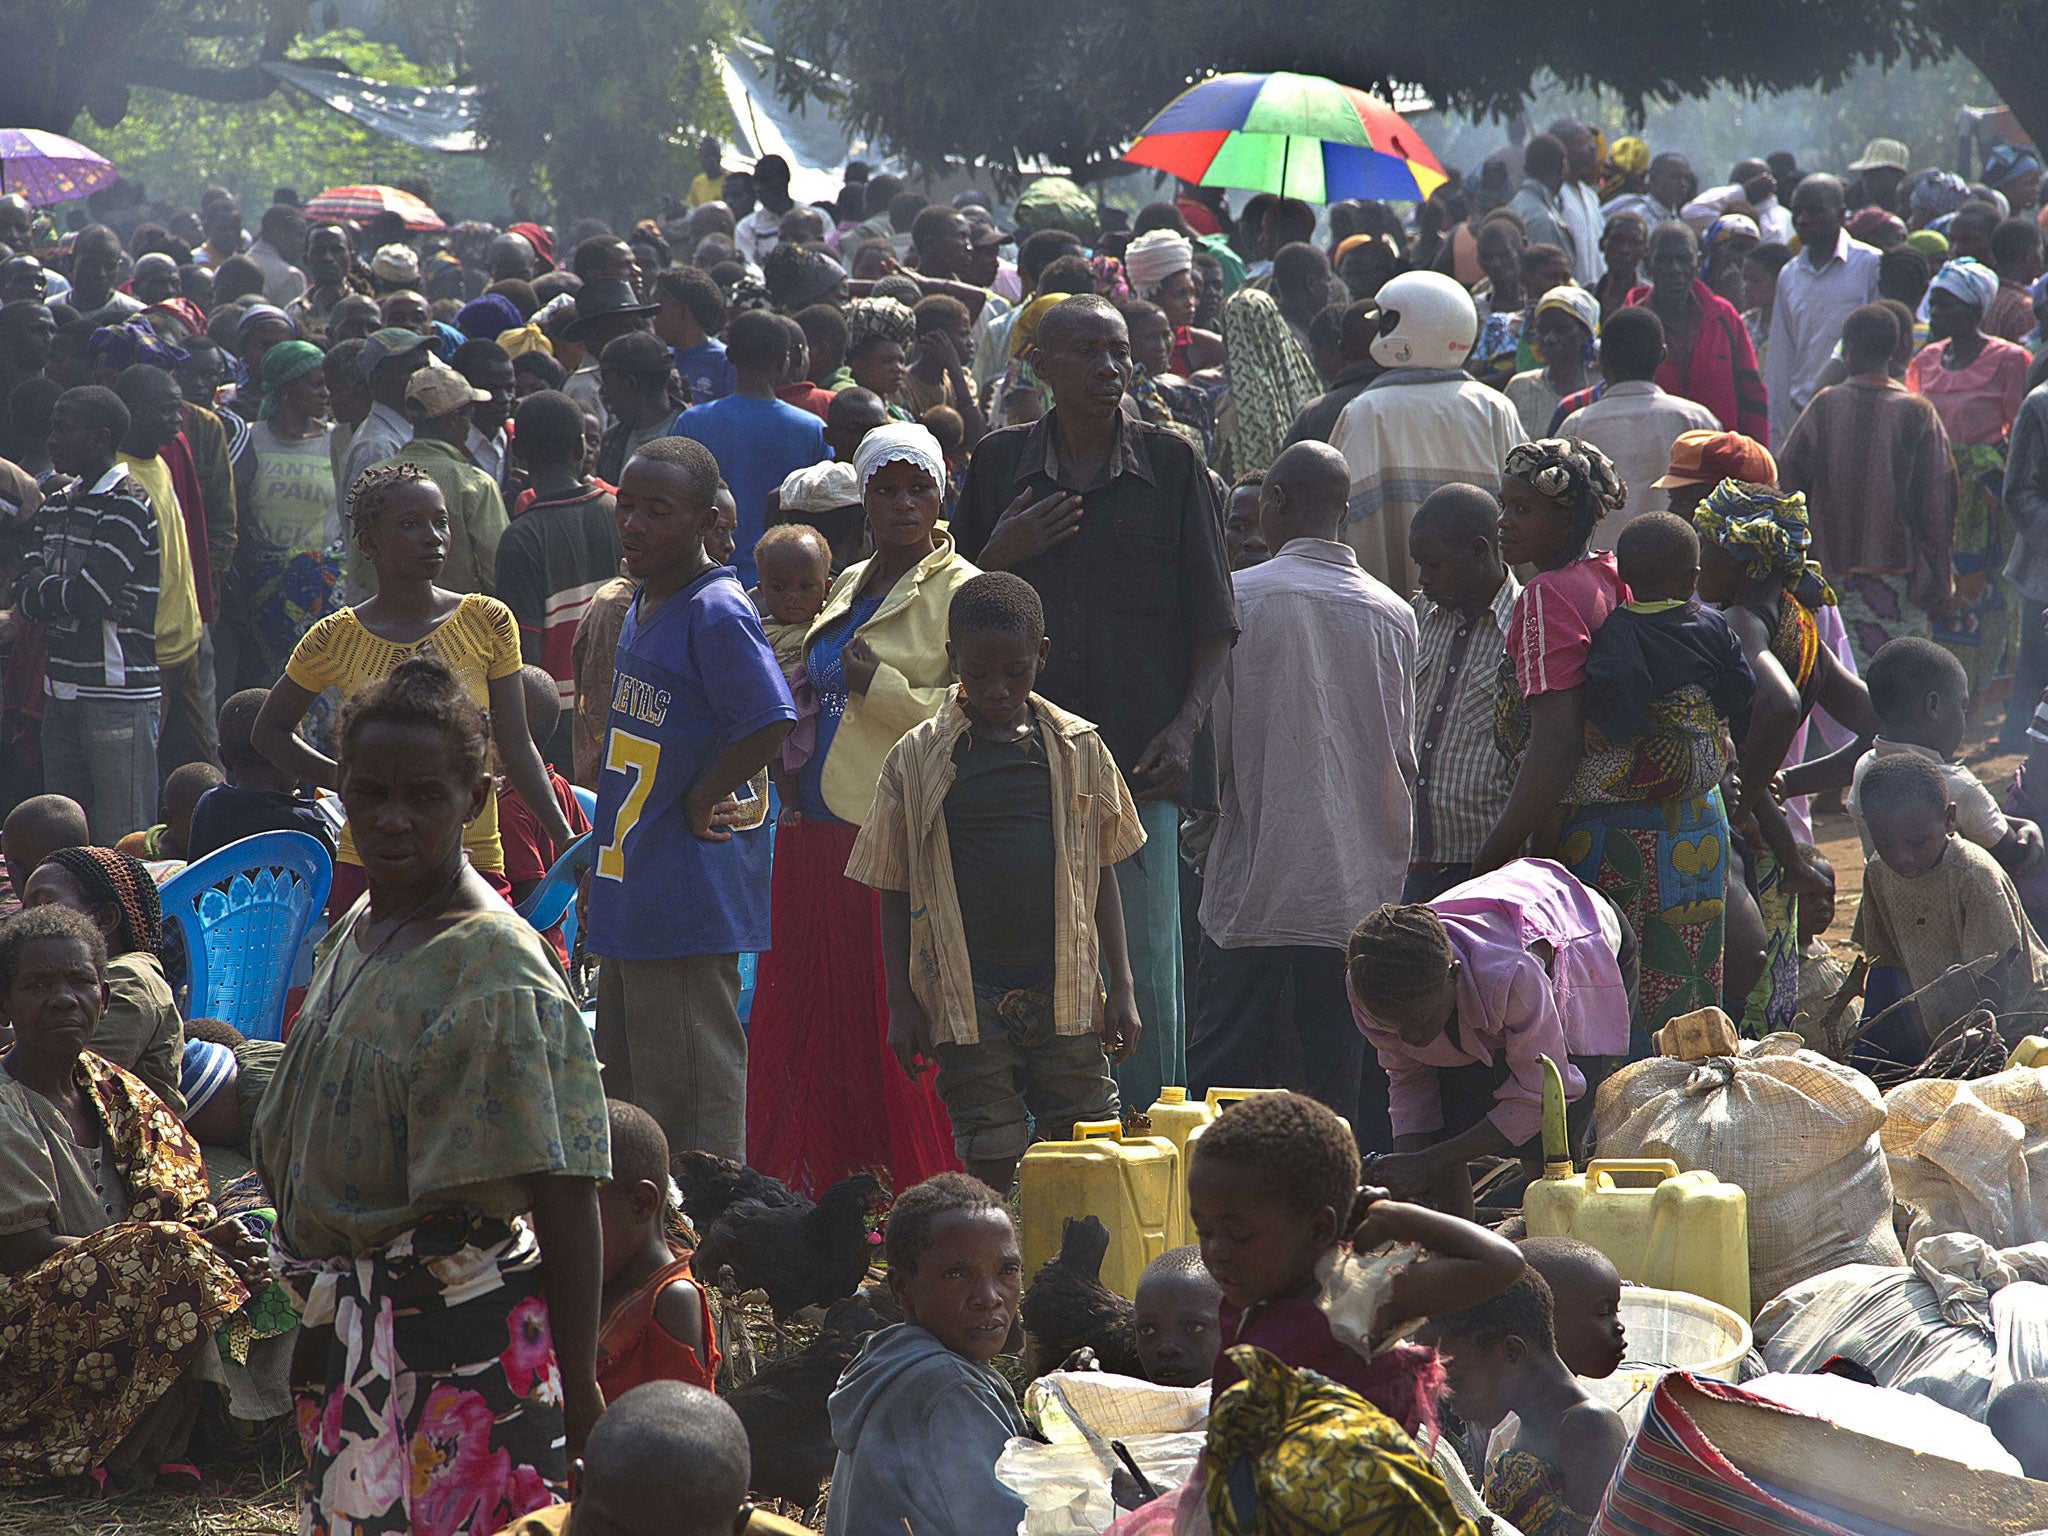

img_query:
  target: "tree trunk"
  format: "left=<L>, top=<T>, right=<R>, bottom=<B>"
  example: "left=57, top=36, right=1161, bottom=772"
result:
left=1947, top=22, right=2048, bottom=164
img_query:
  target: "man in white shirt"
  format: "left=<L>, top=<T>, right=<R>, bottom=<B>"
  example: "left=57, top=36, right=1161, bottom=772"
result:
left=733, top=155, right=798, bottom=265
left=1557, top=307, right=1719, bottom=548
left=1763, top=174, right=1882, bottom=441
left=246, top=204, right=309, bottom=305
left=338, top=327, right=432, bottom=566
left=1191, top=440, right=1415, bottom=1139
left=1602, top=152, right=1694, bottom=230
left=1549, top=119, right=1611, bottom=288
left=1683, top=159, right=1794, bottom=246
left=1331, top=272, right=1527, bottom=594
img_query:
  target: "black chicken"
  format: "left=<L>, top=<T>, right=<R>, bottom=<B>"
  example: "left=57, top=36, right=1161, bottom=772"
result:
left=1019, top=1214, right=1142, bottom=1378
left=725, top=1296, right=885, bottom=1511
left=673, top=1150, right=803, bottom=1233
left=693, top=1171, right=888, bottom=1320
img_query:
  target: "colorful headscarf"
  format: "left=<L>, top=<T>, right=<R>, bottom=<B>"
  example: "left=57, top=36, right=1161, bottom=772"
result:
left=256, top=339, right=325, bottom=421
left=496, top=324, right=553, bottom=359
left=89, top=318, right=186, bottom=372
left=180, top=1038, right=237, bottom=1115
left=1930, top=256, right=1999, bottom=313
left=455, top=292, right=524, bottom=341
left=1533, top=284, right=1601, bottom=338
left=1693, top=477, right=1836, bottom=607
left=1503, top=436, right=1627, bottom=541
left=852, top=422, right=947, bottom=497
left=1090, top=254, right=1129, bottom=299
left=844, top=296, right=916, bottom=354
left=1705, top=213, right=1762, bottom=249
left=1906, top=228, right=1950, bottom=261
left=142, top=297, right=208, bottom=339
left=1221, top=287, right=1322, bottom=476
left=46, top=845, right=163, bottom=958
left=1007, top=292, right=1067, bottom=360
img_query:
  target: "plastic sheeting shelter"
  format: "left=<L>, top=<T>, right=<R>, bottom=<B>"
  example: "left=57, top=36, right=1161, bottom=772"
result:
left=262, top=42, right=894, bottom=200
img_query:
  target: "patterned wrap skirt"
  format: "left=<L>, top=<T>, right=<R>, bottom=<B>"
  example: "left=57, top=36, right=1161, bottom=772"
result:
left=273, top=1212, right=566, bottom=1536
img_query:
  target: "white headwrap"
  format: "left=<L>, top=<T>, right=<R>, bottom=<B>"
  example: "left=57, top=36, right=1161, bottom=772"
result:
left=779, top=460, right=862, bottom=513
left=852, top=422, right=948, bottom=496
left=1123, top=229, right=1194, bottom=295
left=1931, top=257, right=1999, bottom=313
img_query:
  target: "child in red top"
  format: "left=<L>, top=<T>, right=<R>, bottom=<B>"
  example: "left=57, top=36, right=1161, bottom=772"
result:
left=1186, top=1090, right=1523, bottom=1437
left=597, top=1098, right=719, bottom=1401
left=500, top=666, right=593, bottom=961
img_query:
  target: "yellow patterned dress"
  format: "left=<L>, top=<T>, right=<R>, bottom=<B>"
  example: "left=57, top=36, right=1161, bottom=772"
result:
left=0, top=1052, right=246, bottom=1483
left=1204, top=1345, right=1476, bottom=1536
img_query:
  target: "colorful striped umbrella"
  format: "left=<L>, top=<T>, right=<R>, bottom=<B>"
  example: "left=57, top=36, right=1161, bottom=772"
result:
left=0, top=129, right=115, bottom=207
left=1122, top=71, right=1446, bottom=203
left=303, top=184, right=446, bottom=232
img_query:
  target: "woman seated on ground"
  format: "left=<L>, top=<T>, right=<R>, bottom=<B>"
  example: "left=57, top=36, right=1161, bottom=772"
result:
left=0, top=906, right=263, bottom=1491
left=23, top=846, right=185, bottom=1116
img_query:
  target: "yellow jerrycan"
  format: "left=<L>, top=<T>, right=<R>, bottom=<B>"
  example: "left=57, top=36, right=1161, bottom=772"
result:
left=1522, top=1056, right=1753, bottom=1318
left=1146, top=1089, right=1216, bottom=1245
left=1180, top=1087, right=1281, bottom=1167
left=2009, top=1036, right=2048, bottom=1070
left=1145, top=1087, right=1215, bottom=1157
left=1019, top=1120, right=1183, bottom=1298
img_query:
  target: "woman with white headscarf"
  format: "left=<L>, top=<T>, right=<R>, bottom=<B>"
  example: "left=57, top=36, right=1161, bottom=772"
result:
left=747, top=424, right=976, bottom=1194
left=1906, top=257, right=2032, bottom=693
left=1125, top=227, right=1224, bottom=373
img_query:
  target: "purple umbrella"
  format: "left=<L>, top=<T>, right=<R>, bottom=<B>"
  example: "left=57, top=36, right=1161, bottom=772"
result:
left=0, top=129, right=115, bottom=207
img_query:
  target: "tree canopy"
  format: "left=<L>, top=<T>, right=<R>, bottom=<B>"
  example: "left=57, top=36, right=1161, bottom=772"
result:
left=766, top=0, right=2035, bottom=180
left=0, top=0, right=736, bottom=226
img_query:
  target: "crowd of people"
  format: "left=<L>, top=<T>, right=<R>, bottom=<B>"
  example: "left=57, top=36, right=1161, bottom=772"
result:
left=0, top=118, right=2046, bottom=1533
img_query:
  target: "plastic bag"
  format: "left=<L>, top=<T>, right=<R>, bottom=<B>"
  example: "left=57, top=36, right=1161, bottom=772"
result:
left=1594, top=1033, right=1902, bottom=1305
left=1752, top=1236, right=2048, bottom=1420
left=998, top=1433, right=1207, bottom=1536
left=1881, top=1067, right=2048, bottom=1252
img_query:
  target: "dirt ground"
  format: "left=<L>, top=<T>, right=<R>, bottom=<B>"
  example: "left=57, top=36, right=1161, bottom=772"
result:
left=0, top=709, right=2027, bottom=1536
left=1811, top=713, right=2023, bottom=958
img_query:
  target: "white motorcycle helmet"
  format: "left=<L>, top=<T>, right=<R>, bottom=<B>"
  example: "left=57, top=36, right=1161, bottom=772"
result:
left=1368, top=270, right=1479, bottom=369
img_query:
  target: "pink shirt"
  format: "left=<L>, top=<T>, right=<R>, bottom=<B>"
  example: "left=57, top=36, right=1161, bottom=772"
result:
left=1905, top=337, right=2031, bottom=447
left=1508, top=552, right=1627, bottom=696
left=1349, top=858, right=1633, bottom=1144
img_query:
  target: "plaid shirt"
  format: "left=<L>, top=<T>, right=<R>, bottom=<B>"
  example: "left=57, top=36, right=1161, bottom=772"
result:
left=846, top=689, right=1146, bottom=1047
left=1410, top=571, right=1520, bottom=865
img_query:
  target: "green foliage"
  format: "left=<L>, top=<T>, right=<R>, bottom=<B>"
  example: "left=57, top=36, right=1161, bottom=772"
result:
left=768, top=0, right=2032, bottom=180
left=81, top=30, right=506, bottom=217
left=465, top=0, right=738, bottom=226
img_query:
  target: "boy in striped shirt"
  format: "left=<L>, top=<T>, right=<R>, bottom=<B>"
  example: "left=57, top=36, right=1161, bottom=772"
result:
left=19, top=385, right=161, bottom=841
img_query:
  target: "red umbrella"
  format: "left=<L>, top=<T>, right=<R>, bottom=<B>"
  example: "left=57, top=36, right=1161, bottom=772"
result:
left=303, top=184, right=445, bottom=232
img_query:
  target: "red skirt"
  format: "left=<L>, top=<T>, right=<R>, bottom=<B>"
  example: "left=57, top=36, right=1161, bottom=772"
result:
left=746, top=816, right=959, bottom=1197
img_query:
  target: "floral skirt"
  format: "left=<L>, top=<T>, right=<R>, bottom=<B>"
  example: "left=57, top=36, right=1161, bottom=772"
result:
left=1836, top=570, right=1931, bottom=673
left=1934, top=442, right=2013, bottom=695
left=275, top=1213, right=565, bottom=1536
left=0, top=1220, right=244, bottom=1483
left=1561, top=790, right=1728, bottom=1041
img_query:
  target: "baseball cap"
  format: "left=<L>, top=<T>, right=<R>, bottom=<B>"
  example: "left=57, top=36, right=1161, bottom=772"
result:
left=1850, top=138, right=1911, bottom=173
left=358, top=326, right=433, bottom=380
left=404, top=359, right=490, bottom=418
left=1652, top=429, right=1778, bottom=489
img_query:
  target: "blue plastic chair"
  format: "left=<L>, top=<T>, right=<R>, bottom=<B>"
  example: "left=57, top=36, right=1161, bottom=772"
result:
left=158, top=831, right=334, bottom=1042
left=515, top=830, right=595, bottom=955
